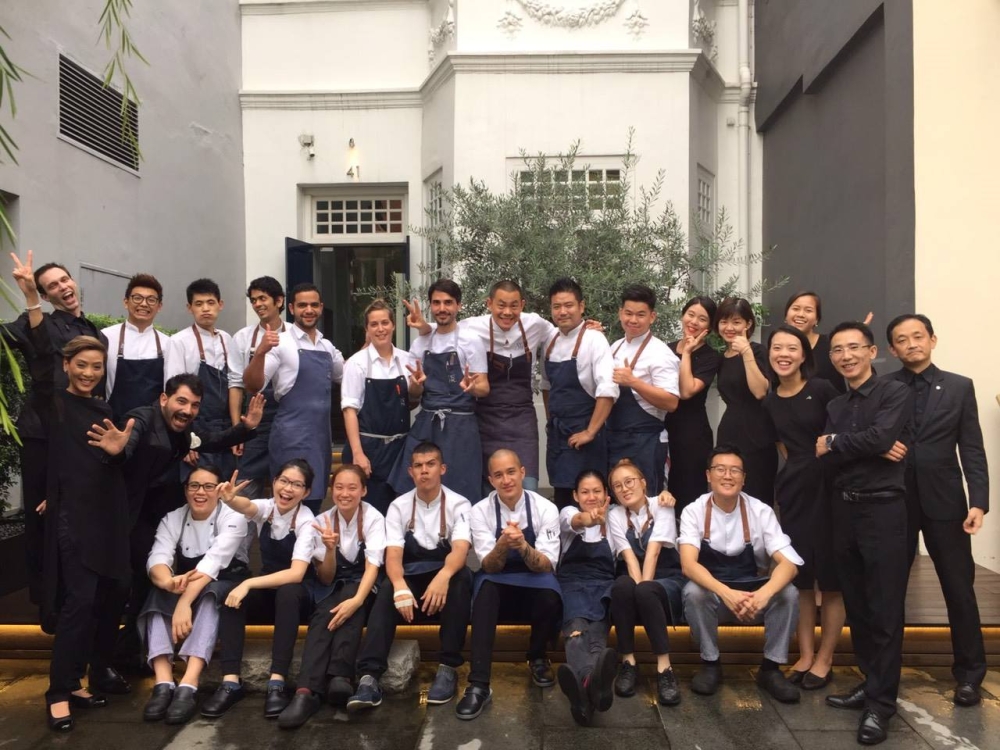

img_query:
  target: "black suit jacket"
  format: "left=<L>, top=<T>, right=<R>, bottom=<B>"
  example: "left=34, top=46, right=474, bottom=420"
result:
left=889, top=367, right=989, bottom=519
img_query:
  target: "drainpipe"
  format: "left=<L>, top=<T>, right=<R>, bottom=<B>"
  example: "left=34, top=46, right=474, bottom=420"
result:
left=737, top=0, right=753, bottom=295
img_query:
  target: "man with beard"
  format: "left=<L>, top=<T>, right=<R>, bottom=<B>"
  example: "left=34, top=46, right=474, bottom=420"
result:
left=243, top=283, right=345, bottom=514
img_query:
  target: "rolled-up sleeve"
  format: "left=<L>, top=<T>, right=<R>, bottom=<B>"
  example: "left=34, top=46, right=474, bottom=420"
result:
left=450, top=497, right=473, bottom=544
left=649, top=505, right=678, bottom=547
left=590, top=337, right=620, bottom=400
left=606, top=508, right=630, bottom=556
left=385, top=501, right=407, bottom=548
left=469, top=501, right=496, bottom=563
left=340, top=357, right=366, bottom=412
left=757, top=505, right=804, bottom=565
left=195, top=510, right=248, bottom=580
left=677, top=502, right=704, bottom=550
left=534, top=500, right=562, bottom=568
left=362, top=507, right=386, bottom=567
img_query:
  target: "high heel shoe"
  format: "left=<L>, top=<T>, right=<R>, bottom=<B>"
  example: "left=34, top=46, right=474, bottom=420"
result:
left=69, top=691, right=108, bottom=709
left=46, top=703, right=74, bottom=732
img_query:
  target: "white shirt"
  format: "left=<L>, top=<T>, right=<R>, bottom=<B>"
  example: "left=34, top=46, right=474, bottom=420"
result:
left=313, top=501, right=386, bottom=567
left=558, top=505, right=608, bottom=555
left=540, top=322, right=619, bottom=400
left=230, top=321, right=287, bottom=390
left=610, top=333, right=679, bottom=442
left=678, top=492, right=804, bottom=570
left=606, top=501, right=677, bottom=557
left=409, top=326, right=487, bottom=374
left=147, top=503, right=249, bottom=580
left=460, top=311, right=555, bottom=361
left=248, top=499, right=318, bottom=564
left=385, top=486, right=472, bottom=550
left=470, top=490, right=561, bottom=568
left=163, top=324, right=239, bottom=386
left=101, top=321, right=169, bottom=398
left=341, top=345, right=415, bottom=412
left=262, top=324, right=346, bottom=400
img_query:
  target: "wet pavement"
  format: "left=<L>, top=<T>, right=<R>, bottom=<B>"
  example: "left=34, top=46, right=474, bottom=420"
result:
left=2, top=660, right=999, bottom=749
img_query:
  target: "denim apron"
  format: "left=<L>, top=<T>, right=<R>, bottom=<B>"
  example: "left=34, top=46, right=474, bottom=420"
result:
left=108, top=324, right=164, bottom=423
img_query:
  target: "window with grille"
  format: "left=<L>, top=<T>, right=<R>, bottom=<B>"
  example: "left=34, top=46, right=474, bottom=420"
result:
left=696, top=168, right=714, bottom=227
left=58, top=55, right=139, bottom=171
left=426, top=178, right=444, bottom=229
left=314, top=197, right=404, bottom=236
left=518, top=167, right=621, bottom=211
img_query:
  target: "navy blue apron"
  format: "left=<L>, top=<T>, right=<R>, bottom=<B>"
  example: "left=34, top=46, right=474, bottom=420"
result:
left=109, top=323, right=165, bottom=424
left=390, top=329, right=482, bottom=505
left=473, top=493, right=562, bottom=599
left=699, top=495, right=770, bottom=592
left=616, top=503, right=686, bottom=623
left=606, top=333, right=667, bottom=493
left=544, top=326, right=607, bottom=488
left=189, top=325, right=236, bottom=477
left=401, top=490, right=452, bottom=576
left=238, top=324, right=283, bottom=483
left=342, top=353, right=409, bottom=515
left=477, top=320, right=539, bottom=479
left=259, top=502, right=301, bottom=575
left=558, top=523, right=616, bottom=624
left=268, top=341, right=334, bottom=514
left=308, top=504, right=372, bottom=603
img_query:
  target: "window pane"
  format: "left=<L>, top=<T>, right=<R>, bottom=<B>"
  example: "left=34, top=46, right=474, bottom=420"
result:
left=332, top=212, right=343, bottom=223
left=375, top=199, right=387, bottom=209
left=390, top=199, right=402, bottom=210
left=360, top=224, right=372, bottom=233
left=361, top=200, right=372, bottom=210
left=316, top=224, right=328, bottom=234
left=346, top=200, right=358, bottom=210
left=346, top=225, right=358, bottom=234
left=376, top=223, right=388, bottom=233
left=317, top=212, right=328, bottom=222
left=390, top=223, right=402, bottom=233
left=346, top=212, right=358, bottom=222
left=316, top=200, right=329, bottom=210
left=332, top=200, right=343, bottom=210
left=361, top=212, right=372, bottom=222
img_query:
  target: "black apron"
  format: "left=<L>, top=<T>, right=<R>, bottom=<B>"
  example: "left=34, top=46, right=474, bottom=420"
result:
left=308, top=504, right=374, bottom=602
left=401, top=490, right=452, bottom=576
left=238, top=324, right=283, bottom=482
left=108, top=324, right=165, bottom=424
left=616, top=503, right=685, bottom=623
left=698, top=495, right=770, bottom=592
left=259, top=503, right=302, bottom=575
left=558, top=523, right=615, bottom=624
left=189, top=325, right=236, bottom=477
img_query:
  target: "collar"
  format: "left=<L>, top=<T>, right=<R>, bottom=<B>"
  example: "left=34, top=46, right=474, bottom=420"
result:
left=709, top=492, right=744, bottom=515
left=904, top=363, right=937, bottom=385
left=414, top=488, right=443, bottom=507
left=124, top=320, right=156, bottom=334
left=626, top=503, right=649, bottom=521
left=367, top=343, right=396, bottom=365
left=291, top=323, right=322, bottom=343
left=51, top=308, right=89, bottom=326
left=496, top=491, right=527, bottom=512
left=559, top=321, right=585, bottom=339
left=848, top=374, right=879, bottom=398
left=194, top=323, right=217, bottom=337
left=336, top=507, right=359, bottom=528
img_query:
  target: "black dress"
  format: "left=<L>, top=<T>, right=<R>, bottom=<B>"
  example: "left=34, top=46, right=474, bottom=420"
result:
left=664, top=342, right=722, bottom=512
left=762, top=378, right=840, bottom=590
left=812, top=333, right=846, bottom=394
left=716, top=342, right=777, bottom=505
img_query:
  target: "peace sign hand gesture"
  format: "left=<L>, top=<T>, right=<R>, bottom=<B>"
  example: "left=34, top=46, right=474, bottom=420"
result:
left=312, top=514, right=339, bottom=551
left=10, top=250, right=37, bottom=299
left=677, top=329, right=708, bottom=356
left=406, top=360, right=426, bottom=387
left=86, top=418, right=135, bottom=456
left=402, top=298, right=427, bottom=330
left=588, top=499, right=610, bottom=526
left=217, top=470, right=251, bottom=504
left=459, top=364, right=480, bottom=393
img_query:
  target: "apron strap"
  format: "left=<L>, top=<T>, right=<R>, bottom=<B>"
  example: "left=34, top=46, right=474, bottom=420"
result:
left=193, top=325, right=228, bottom=367
left=613, top=330, right=654, bottom=369
left=250, top=322, right=285, bottom=356
left=119, top=324, right=164, bottom=358
left=409, top=489, right=448, bottom=538
left=703, top=495, right=751, bottom=544
left=703, top=498, right=713, bottom=542
left=625, top=502, right=653, bottom=537
left=490, top=319, right=532, bottom=364
left=333, top=505, right=366, bottom=556
left=265, top=502, right=301, bottom=533
left=544, top=324, right=587, bottom=362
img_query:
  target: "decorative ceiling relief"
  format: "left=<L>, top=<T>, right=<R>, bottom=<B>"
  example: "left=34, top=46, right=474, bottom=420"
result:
left=428, top=0, right=456, bottom=64
left=623, top=6, right=648, bottom=37
left=510, top=0, right=626, bottom=29
left=497, top=10, right=524, bottom=37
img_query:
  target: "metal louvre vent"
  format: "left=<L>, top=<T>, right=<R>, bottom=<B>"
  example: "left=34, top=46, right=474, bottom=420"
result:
left=58, top=55, right=138, bottom=171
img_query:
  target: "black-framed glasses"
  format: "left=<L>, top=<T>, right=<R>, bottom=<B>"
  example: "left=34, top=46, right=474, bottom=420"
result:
left=275, top=476, right=307, bottom=491
left=709, top=465, right=745, bottom=477
left=186, top=481, right=218, bottom=492
left=129, top=294, right=161, bottom=305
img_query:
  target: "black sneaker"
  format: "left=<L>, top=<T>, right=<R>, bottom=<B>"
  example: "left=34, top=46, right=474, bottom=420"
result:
left=557, top=665, right=592, bottom=726
left=756, top=669, right=800, bottom=704
left=614, top=661, right=638, bottom=697
left=656, top=668, right=681, bottom=706
left=528, top=658, right=555, bottom=688
left=691, top=662, right=723, bottom=696
left=346, top=675, right=383, bottom=713
left=201, top=681, right=245, bottom=718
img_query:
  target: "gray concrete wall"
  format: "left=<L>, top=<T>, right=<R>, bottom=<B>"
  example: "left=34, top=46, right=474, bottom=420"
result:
left=0, top=0, right=245, bottom=332
left=755, top=0, right=914, bottom=341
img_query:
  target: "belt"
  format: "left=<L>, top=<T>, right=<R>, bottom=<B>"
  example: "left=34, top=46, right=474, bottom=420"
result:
left=359, top=431, right=407, bottom=444
left=839, top=490, right=902, bottom=503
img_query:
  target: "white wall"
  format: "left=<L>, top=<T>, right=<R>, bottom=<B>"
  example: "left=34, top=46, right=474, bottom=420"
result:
left=912, top=0, right=1000, bottom=571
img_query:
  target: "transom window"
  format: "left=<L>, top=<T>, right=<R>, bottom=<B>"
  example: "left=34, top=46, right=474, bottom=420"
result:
left=518, top=167, right=622, bottom=211
left=314, top=197, right=404, bottom=236
left=697, top=167, right=714, bottom=227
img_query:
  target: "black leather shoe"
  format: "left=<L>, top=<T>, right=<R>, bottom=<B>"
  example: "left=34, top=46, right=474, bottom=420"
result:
left=264, top=683, right=292, bottom=718
left=326, top=676, right=354, bottom=707
left=88, top=666, right=132, bottom=695
left=857, top=709, right=888, bottom=745
left=200, top=681, right=245, bottom=718
left=69, top=691, right=108, bottom=709
left=46, top=703, right=74, bottom=732
left=691, top=663, right=723, bottom=696
left=143, top=684, right=174, bottom=722
left=165, top=686, right=199, bottom=725
left=278, top=692, right=321, bottom=730
left=826, top=683, right=867, bottom=710
left=756, top=669, right=800, bottom=704
left=590, top=648, right=618, bottom=712
left=786, top=669, right=807, bottom=685
left=954, top=683, right=982, bottom=707
left=801, top=670, right=833, bottom=691
left=614, top=661, right=638, bottom=697
left=455, top=685, right=493, bottom=720
left=529, top=658, right=555, bottom=688
left=558, top=665, right=592, bottom=726
left=657, top=668, right=682, bottom=706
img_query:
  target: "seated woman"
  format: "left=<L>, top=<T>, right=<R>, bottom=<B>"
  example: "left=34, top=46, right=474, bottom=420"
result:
left=606, top=459, right=684, bottom=706
left=139, top=465, right=251, bottom=725
left=278, top=464, right=386, bottom=730
left=555, top=470, right=619, bottom=726
left=201, top=459, right=320, bottom=719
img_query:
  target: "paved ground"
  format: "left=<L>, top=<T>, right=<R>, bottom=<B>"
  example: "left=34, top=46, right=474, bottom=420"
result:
left=2, top=660, right=999, bottom=749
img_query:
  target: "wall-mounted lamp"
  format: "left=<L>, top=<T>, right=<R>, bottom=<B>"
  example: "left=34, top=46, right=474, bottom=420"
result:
left=299, top=133, right=315, bottom=159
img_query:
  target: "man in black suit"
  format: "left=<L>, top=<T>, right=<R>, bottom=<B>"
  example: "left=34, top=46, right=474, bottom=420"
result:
left=886, top=314, right=989, bottom=707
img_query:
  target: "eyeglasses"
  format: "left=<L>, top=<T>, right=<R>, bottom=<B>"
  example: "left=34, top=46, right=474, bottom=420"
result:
left=709, top=465, right=745, bottom=477
left=129, top=294, right=161, bottom=305
left=275, top=476, right=307, bottom=491
left=610, top=475, right=640, bottom=493
left=185, top=482, right=218, bottom=492
left=829, top=343, right=872, bottom=357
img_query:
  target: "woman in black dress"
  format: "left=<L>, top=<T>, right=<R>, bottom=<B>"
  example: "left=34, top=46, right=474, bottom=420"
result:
left=783, top=291, right=844, bottom=393
left=762, top=324, right=844, bottom=690
left=714, top=297, right=776, bottom=505
left=664, top=296, right=721, bottom=513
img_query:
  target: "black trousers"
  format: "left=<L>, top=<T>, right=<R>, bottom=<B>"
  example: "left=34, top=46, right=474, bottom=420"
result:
left=46, top=528, right=129, bottom=703
left=832, top=494, right=909, bottom=718
left=20, top=438, right=47, bottom=607
left=905, top=503, right=986, bottom=686
left=356, top=568, right=472, bottom=678
left=469, top=580, right=562, bottom=687
left=609, top=576, right=672, bottom=655
left=296, top=582, right=371, bottom=694
left=563, top=617, right=610, bottom=681
left=218, top=583, right=313, bottom=677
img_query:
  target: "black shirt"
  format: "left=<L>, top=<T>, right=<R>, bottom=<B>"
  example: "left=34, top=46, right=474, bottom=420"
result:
left=763, top=378, right=840, bottom=459
left=824, top=374, right=913, bottom=493
left=716, top=341, right=776, bottom=450
left=664, top=340, right=722, bottom=438
left=812, top=333, right=847, bottom=393
left=902, top=363, right=936, bottom=429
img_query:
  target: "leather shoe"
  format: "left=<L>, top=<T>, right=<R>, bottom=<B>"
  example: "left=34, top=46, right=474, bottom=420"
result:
left=954, top=682, right=981, bottom=707
left=558, top=665, right=592, bottom=726
left=455, top=685, right=493, bottom=721
left=143, top=684, right=174, bottom=722
left=529, top=658, right=555, bottom=688
left=801, top=670, right=833, bottom=691
left=857, top=709, right=888, bottom=745
left=756, top=668, right=800, bottom=704
left=590, top=648, right=618, bottom=712
left=165, top=686, right=199, bottom=725
left=826, top=682, right=867, bottom=710
left=88, top=666, right=131, bottom=695
left=200, top=681, right=245, bottom=718
left=46, top=703, right=74, bottom=732
left=691, top=662, right=723, bottom=696
left=786, top=669, right=807, bottom=685
left=264, top=683, right=292, bottom=718
left=69, top=691, right=108, bottom=709
left=326, top=676, right=354, bottom=707
left=278, top=692, right=321, bottom=730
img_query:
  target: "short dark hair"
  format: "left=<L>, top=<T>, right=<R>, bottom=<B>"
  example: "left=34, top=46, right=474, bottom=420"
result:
left=428, top=278, right=462, bottom=304
left=331, top=463, right=368, bottom=489
left=289, top=282, right=321, bottom=306
left=829, top=321, right=875, bottom=346
left=62, top=335, right=107, bottom=362
left=715, top=297, right=757, bottom=337
left=574, top=469, right=606, bottom=491
left=275, top=458, right=315, bottom=491
left=548, top=277, right=583, bottom=302
left=247, top=276, right=285, bottom=313
left=783, top=291, right=822, bottom=324
left=125, top=273, right=163, bottom=300
left=767, top=324, right=816, bottom=380
left=34, top=263, right=71, bottom=296
left=620, top=283, right=656, bottom=310
left=886, top=313, right=934, bottom=344
left=707, top=443, right=744, bottom=468
left=411, top=441, right=443, bottom=464
left=188, top=463, right=223, bottom=483
left=489, top=280, right=523, bottom=299
left=682, top=295, right=718, bottom=322
left=186, top=278, right=221, bottom=304
left=165, top=373, right=204, bottom=398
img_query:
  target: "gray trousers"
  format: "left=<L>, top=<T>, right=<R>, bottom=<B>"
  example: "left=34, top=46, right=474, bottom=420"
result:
left=563, top=617, right=610, bottom=681
left=682, top=581, right=798, bottom=662
left=146, top=599, right=220, bottom=666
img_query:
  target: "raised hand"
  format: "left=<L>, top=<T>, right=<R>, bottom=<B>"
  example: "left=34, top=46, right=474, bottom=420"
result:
left=406, top=360, right=426, bottom=387
left=86, top=418, right=135, bottom=456
left=676, top=329, right=708, bottom=356
left=588, top=499, right=609, bottom=526
left=657, top=490, right=677, bottom=508
left=612, top=364, right=635, bottom=387
left=217, top=469, right=251, bottom=504
left=459, top=364, right=480, bottom=393
left=731, top=335, right=752, bottom=357
left=402, top=298, right=427, bottom=330
left=312, top=514, right=339, bottom=551
left=256, top=323, right=280, bottom=357
left=862, top=311, right=874, bottom=326
left=241, top=392, right=266, bottom=429
left=10, top=250, right=37, bottom=298
left=354, top=452, right=372, bottom=477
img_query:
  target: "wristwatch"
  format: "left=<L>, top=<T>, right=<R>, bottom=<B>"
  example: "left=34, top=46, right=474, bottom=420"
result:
left=825, top=434, right=837, bottom=451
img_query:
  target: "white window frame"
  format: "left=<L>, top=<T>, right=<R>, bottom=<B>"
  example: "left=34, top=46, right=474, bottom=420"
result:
left=300, top=187, right=408, bottom=245
left=506, top=155, right=630, bottom=211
